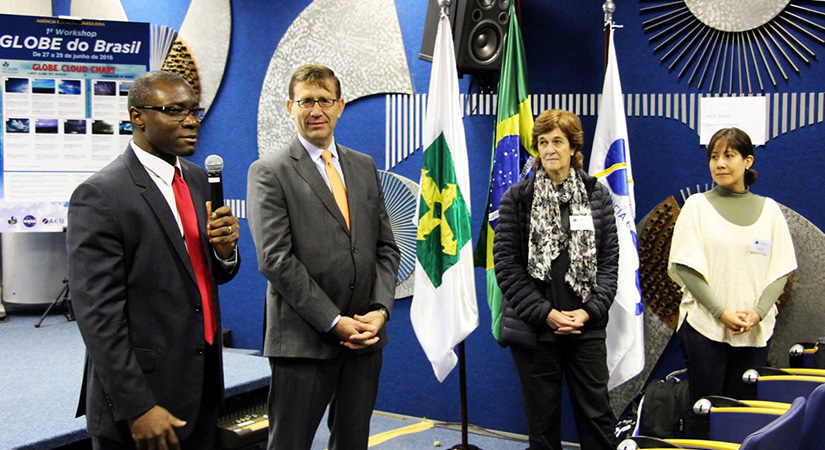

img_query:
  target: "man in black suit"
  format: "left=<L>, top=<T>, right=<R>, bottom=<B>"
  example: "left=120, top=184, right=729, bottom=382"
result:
left=247, top=64, right=400, bottom=450
left=67, top=71, right=240, bottom=450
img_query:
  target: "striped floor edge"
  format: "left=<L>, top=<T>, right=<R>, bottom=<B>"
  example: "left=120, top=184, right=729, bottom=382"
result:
left=360, top=411, right=579, bottom=449
left=368, top=417, right=435, bottom=446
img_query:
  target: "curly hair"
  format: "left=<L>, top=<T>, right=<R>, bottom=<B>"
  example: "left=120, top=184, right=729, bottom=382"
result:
left=531, top=109, right=584, bottom=170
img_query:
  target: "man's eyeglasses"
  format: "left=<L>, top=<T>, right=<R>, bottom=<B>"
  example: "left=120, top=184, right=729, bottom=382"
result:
left=137, top=106, right=205, bottom=122
left=294, top=98, right=338, bottom=109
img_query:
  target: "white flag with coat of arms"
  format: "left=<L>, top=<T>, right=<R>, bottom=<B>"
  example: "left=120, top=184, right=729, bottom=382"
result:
left=410, top=11, right=478, bottom=383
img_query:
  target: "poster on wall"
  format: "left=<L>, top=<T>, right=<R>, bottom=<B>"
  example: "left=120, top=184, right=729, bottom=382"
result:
left=0, top=13, right=150, bottom=232
left=699, top=96, right=768, bottom=146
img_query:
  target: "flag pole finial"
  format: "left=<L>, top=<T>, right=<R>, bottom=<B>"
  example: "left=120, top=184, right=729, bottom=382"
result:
left=439, top=0, right=451, bottom=17
left=603, top=0, right=616, bottom=26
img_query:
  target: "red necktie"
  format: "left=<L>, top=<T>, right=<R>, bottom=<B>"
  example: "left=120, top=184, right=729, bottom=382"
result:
left=172, top=169, right=216, bottom=344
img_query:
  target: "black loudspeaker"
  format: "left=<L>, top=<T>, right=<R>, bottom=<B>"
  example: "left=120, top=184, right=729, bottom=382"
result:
left=419, top=0, right=512, bottom=73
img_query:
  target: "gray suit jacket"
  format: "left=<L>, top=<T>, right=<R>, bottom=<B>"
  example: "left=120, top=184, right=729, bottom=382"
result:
left=247, top=137, right=400, bottom=359
left=67, top=145, right=239, bottom=440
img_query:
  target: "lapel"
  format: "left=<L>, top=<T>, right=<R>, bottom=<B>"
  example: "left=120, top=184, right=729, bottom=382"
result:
left=289, top=138, right=351, bottom=235
left=181, top=160, right=214, bottom=271
left=123, top=145, right=198, bottom=285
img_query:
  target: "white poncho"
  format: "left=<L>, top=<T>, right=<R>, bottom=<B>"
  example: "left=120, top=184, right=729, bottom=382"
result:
left=668, top=193, right=796, bottom=347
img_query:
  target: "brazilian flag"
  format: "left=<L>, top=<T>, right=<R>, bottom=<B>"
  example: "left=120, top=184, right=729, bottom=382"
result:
left=473, top=1, right=535, bottom=342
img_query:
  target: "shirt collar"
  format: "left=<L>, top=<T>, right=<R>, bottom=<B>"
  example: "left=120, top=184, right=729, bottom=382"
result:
left=131, top=140, right=182, bottom=185
left=297, top=134, right=338, bottom=163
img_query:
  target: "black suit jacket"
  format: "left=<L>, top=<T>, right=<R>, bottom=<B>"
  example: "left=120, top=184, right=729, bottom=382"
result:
left=67, top=145, right=239, bottom=441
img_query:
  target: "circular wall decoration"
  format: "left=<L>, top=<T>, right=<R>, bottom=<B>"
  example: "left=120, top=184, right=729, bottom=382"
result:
left=641, top=0, right=825, bottom=93
left=378, top=170, right=419, bottom=299
left=684, top=0, right=790, bottom=32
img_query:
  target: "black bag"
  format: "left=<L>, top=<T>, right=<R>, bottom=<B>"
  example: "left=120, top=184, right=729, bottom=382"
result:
left=613, top=389, right=644, bottom=442
left=638, top=369, right=690, bottom=439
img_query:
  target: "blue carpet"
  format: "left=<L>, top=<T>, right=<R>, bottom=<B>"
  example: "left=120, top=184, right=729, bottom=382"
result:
left=0, top=311, right=271, bottom=450
left=1, top=312, right=88, bottom=449
left=1, top=311, right=538, bottom=450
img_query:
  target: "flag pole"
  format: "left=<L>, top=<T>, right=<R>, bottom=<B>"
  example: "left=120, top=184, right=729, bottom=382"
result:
left=448, top=341, right=480, bottom=450
left=603, top=0, right=615, bottom=71
left=436, top=0, right=480, bottom=448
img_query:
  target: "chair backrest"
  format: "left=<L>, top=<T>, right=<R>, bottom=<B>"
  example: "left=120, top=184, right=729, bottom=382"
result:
left=708, top=407, right=784, bottom=443
left=799, top=383, right=825, bottom=450
left=739, top=396, right=806, bottom=450
left=756, top=375, right=825, bottom=402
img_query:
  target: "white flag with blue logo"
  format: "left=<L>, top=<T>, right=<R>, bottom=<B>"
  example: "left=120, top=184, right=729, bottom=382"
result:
left=589, top=27, right=644, bottom=390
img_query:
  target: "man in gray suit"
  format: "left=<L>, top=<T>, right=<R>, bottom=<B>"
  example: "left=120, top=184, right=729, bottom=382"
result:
left=247, top=64, right=400, bottom=450
left=68, top=71, right=240, bottom=450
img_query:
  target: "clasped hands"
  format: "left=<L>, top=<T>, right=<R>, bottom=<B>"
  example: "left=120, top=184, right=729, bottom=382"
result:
left=720, top=309, right=762, bottom=335
left=332, top=311, right=386, bottom=349
left=546, top=308, right=590, bottom=335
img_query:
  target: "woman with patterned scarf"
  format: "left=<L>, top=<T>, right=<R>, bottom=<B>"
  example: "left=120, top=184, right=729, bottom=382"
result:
left=493, top=109, right=619, bottom=450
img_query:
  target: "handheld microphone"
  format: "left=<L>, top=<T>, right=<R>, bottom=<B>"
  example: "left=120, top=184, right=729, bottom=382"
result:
left=204, top=154, right=224, bottom=210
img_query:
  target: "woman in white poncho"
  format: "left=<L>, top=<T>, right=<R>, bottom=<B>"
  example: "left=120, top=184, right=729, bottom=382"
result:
left=668, top=127, right=796, bottom=436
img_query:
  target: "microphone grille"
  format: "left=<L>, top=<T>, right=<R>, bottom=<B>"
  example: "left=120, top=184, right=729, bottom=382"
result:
left=204, top=154, right=224, bottom=172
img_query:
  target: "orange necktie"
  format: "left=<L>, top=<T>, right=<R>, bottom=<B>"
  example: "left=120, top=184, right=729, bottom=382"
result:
left=172, top=169, right=217, bottom=344
left=321, top=150, right=349, bottom=229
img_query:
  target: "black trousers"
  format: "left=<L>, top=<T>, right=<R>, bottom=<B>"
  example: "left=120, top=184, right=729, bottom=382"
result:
left=678, top=321, right=770, bottom=436
left=92, top=343, right=221, bottom=450
left=267, top=350, right=382, bottom=450
left=510, top=337, right=614, bottom=450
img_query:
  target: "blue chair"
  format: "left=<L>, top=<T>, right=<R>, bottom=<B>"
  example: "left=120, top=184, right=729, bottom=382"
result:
left=732, top=396, right=805, bottom=450
left=692, top=396, right=790, bottom=443
left=619, top=396, right=807, bottom=450
left=742, top=367, right=825, bottom=403
left=799, top=383, right=825, bottom=450
left=788, top=342, right=818, bottom=368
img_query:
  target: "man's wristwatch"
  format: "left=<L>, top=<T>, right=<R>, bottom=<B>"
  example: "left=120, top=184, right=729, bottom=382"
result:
left=372, top=305, right=389, bottom=323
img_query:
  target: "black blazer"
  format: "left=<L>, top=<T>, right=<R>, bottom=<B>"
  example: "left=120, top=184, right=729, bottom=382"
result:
left=67, top=145, right=239, bottom=441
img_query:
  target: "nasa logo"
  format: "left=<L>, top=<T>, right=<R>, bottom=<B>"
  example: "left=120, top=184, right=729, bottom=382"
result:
left=23, top=215, right=37, bottom=228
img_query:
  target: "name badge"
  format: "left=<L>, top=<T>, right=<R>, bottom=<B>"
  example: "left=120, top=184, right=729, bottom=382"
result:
left=750, top=239, right=772, bottom=256
left=570, top=215, right=595, bottom=231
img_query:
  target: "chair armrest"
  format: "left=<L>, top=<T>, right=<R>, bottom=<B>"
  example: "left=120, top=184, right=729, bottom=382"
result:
left=618, top=436, right=681, bottom=449
left=780, top=368, right=825, bottom=377
left=667, top=438, right=740, bottom=450
left=737, top=400, right=790, bottom=411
